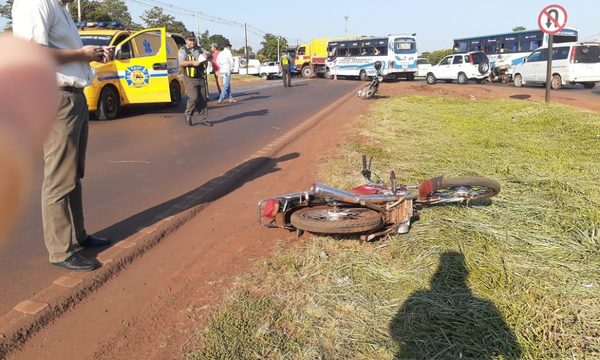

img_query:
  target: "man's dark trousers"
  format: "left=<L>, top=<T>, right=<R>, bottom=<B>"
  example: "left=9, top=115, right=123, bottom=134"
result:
left=282, top=69, right=291, bottom=87
left=184, top=77, right=207, bottom=121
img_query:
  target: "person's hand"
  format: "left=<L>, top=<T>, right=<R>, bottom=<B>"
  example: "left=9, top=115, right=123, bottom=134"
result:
left=0, top=35, right=58, bottom=245
left=81, top=45, right=106, bottom=62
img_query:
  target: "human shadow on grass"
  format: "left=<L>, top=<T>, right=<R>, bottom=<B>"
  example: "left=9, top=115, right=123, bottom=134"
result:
left=81, top=152, right=299, bottom=260
left=389, top=252, right=522, bottom=360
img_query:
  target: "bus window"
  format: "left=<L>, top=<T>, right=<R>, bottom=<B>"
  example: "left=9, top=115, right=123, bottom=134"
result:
left=394, top=38, right=416, bottom=54
left=468, top=39, right=481, bottom=52
left=349, top=42, right=360, bottom=56
left=484, top=38, right=499, bottom=54
left=554, top=29, right=578, bottom=43
left=500, top=36, right=518, bottom=53
left=454, top=40, right=468, bottom=53
left=360, top=41, right=373, bottom=56
left=520, top=32, right=543, bottom=51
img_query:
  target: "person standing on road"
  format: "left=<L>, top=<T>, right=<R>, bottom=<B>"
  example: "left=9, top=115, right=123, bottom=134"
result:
left=217, top=42, right=236, bottom=103
left=280, top=50, right=292, bottom=88
left=178, top=32, right=212, bottom=127
left=12, top=0, right=114, bottom=272
left=210, top=43, right=222, bottom=99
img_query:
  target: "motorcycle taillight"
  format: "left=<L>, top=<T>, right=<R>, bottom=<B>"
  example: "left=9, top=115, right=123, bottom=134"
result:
left=261, top=198, right=280, bottom=218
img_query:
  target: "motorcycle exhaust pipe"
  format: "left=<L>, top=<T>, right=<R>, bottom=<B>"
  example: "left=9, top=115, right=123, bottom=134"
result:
left=311, top=183, right=397, bottom=205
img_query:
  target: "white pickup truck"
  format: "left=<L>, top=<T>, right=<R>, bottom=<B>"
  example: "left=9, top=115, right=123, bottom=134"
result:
left=258, top=61, right=281, bottom=80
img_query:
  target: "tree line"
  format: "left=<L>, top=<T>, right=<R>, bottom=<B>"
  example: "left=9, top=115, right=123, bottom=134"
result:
left=0, top=0, right=288, bottom=62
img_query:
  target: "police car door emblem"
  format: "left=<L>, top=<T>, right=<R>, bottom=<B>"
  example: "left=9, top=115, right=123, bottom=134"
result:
left=125, top=66, right=150, bottom=88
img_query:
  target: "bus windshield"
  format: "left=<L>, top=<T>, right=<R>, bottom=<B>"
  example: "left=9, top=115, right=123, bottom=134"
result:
left=394, top=38, right=416, bottom=54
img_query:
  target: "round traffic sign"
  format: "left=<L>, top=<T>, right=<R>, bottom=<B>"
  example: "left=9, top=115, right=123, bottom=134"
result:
left=538, top=4, right=568, bottom=35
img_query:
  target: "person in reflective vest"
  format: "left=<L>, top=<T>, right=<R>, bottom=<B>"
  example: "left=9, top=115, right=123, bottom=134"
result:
left=178, top=32, right=212, bottom=126
left=280, top=50, right=292, bottom=87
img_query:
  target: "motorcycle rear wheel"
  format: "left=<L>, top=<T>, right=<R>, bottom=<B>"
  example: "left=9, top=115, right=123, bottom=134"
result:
left=419, top=176, right=500, bottom=204
left=290, top=206, right=382, bottom=234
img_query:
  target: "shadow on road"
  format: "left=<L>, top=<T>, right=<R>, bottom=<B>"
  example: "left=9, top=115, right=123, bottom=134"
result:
left=389, top=251, right=521, bottom=359
left=242, top=95, right=271, bottom=101
left=83, top=153, right=299, bottom=259
left=211, top=109, right=269, bottom=125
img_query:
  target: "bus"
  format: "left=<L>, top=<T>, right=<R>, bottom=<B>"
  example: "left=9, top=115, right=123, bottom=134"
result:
left=452, top=27, right=578, bottom=76
left=325, top=34, right=418, bottom=81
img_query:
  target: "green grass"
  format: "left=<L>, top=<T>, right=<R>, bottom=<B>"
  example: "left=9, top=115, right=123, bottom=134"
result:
left=187, top=96, right=600, bottom=359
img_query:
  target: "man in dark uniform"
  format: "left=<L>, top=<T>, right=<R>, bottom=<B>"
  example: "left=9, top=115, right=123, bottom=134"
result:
left=280, top=50, right=292, bottom=87
left=178, top=32, right=212, bottom=126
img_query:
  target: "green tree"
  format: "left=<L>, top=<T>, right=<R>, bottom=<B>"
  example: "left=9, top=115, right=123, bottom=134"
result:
left=72, top=0, right=140, bottom=29
left=426, top=49, right=453, bottom=65
left=198, top=30, right=232, bottom=50
left=232, top=46, right=252, bottom=56
left=257, top=33, right=288, bottom=62
left=140, top=6, right=187, bottom=34
left=0, top=0, right=13, bottom=30
left=512, top=26, right=526, bottom=32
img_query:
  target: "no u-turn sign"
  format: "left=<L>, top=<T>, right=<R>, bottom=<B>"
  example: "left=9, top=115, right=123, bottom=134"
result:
left=538, top=4, right=568, bottom=35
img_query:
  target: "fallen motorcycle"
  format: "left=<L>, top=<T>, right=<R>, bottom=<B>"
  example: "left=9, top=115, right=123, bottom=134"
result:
left=357, top=61, right=384, bottom=99
left=258, top=156, right=501, bottom=241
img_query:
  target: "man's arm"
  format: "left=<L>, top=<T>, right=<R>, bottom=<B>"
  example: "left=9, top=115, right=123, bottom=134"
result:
left=48, top=46, right=108, bottom=65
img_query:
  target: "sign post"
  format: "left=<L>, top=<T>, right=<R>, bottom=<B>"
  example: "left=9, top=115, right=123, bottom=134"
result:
left=538, top=4, right=568, bottom=103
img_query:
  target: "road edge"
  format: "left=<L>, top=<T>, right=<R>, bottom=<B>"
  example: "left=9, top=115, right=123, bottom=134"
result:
left=0, top=81, right=362, bottom=358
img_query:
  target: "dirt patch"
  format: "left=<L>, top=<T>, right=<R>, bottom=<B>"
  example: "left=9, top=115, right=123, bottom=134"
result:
left=387, top=81, right=600, bottom=112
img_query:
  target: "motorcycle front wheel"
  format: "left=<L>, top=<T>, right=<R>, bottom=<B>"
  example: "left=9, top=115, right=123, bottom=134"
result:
left=290, top=206, right=382, bottom=234
left=418, top=176, right=501, bottom=204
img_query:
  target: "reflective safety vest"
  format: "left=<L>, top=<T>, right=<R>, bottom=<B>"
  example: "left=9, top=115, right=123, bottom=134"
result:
left=184, top=47, right=203, bottom=79
left=281, top=56, right=289, bottom=66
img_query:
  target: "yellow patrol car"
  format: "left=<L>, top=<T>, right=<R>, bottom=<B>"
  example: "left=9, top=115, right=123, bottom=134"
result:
left=79, top=22, right=185, bottom=120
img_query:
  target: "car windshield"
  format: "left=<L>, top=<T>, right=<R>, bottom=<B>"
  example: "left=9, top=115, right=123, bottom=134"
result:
left=80, top=34, right=113, bottom=47
left=574, top=45, right=600, bottom=63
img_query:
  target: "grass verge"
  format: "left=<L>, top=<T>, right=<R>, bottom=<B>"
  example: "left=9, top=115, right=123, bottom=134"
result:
left=188, top=96, right=600, bottom=359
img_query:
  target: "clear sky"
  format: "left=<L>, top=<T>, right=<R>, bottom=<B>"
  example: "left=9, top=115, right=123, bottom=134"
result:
left=1, top=0, right=599, bottom=52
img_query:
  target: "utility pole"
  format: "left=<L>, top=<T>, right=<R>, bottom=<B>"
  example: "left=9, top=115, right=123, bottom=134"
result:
left=344, top=15, right=349, bottom=36
left=195, top=12, right=200, bottom=39
left=277, top=36, right=280, bottom=63
left=244, top=22, right=249, bottom=73
left=77, top=0, right=81, bottom=22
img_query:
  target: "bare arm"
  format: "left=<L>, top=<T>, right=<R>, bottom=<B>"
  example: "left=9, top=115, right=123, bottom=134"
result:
left=47, top=45, right=110, bottom=65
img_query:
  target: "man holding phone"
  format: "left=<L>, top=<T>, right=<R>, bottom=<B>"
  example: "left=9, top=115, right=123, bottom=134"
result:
left=12, top=0, right=114, bottom=271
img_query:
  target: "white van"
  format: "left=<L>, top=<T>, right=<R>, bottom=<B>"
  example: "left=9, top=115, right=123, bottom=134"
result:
left=513, top=42, right=600, bottom=89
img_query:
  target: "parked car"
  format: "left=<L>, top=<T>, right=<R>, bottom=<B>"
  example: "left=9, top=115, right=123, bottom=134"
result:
left=513, top=42, right=600, bottom=89
left=416, top=58, right=432, bottom=77
left=426, top=51, right=490, bottom=85
left=259, top=61, right=281, bottom=80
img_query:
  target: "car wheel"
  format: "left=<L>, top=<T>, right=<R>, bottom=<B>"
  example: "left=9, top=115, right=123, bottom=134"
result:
left=407, top=73, right=415, bottom=81
left=301, top=66, right=313, bottom=78
left=96, top=86, right=120, bottom=120
left=359, top=70, right=368, bottom=81
left=457, top=72, right=468, bottom=84
left=426, top=73, right=436, bottom=85
left=260, top=73, right=269, bottom=80
left=551, top=74, right=562, bottom=90
left=513, top=74, right=523, bottom=87
left=169, top=80, right=182, bottom=107
left=478, top=61, right=490, bottom=74
left=583, top=82, right=596, bottom=89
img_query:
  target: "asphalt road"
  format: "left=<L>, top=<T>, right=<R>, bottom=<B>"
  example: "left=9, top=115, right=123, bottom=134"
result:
left=0, top=78, right=359, bottom=315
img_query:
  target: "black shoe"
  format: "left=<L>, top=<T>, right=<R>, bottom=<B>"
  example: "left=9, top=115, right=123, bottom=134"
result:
left=51, top=253, right=97, bottom=272
left=198, top=120, right=213, bottom=127
left=185, top=116, right=193, bottom=126
left=80, top=235, right=111, bottom=248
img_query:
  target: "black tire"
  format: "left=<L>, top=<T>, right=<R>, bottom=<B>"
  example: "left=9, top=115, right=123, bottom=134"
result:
left=359, top=70, right=368, bottom=81
left=419, top=176, right=501, bottom=204
left=169, top=80, right=182, bottom=106
left=301, top=66, right=313, bottom=78
left=96, top=86, right=120, bottom=120
left=457, top=72, right=468, bottom=84
left=239, top=58, right=247, bottom=67
left=260, top=73, right=269, bottom=80
left=325, top=67, right=332, bottom=79
left=583, top=82, right=596, bottom=89
left=476, top=78, right=486, bottom=84
left=407, top=73, right=415, bottom=81
left=290, top=206, right=382, bottom=234
left=478, top=61, right=490, bottom=74
left=513, top=74, right=523, bottom=87
left=551, top=74, right=562, bottom=90
left=426, top=73, right=437, bottom=85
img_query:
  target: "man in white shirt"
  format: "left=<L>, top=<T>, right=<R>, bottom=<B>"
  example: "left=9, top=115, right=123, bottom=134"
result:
left=12, top=0, right=113, bottom=272
left=216, top=43, right=236, bottom=103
